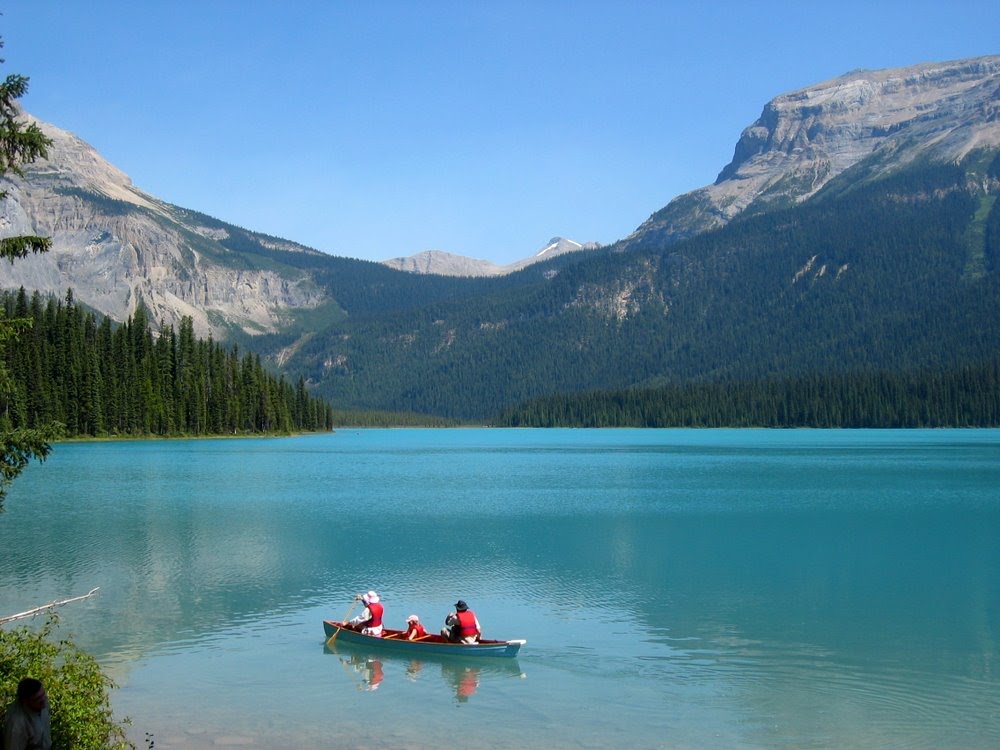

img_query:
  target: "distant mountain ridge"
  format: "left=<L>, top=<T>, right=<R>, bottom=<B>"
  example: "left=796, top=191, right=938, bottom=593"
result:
left=380, top=237, right=601, bottom=276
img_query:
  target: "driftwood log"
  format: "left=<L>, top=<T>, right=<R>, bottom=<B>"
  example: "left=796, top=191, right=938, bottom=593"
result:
left=0, top=587, right=100, bottom=626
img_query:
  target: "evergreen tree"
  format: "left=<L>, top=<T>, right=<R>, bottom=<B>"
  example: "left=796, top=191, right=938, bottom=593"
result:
left=0, top=43, right=60, bottom=508
left=0, top=292, right=334, bottom=438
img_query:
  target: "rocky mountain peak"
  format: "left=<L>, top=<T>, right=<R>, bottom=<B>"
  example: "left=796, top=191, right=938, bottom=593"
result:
left=21, top=113, right=161, bottom=213
left=624, top=55, right=1000, bottom=250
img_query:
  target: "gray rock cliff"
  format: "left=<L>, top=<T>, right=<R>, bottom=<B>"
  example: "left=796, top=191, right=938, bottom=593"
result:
left=623, top=55, right=1000, bottom=249
left=0, top=114, right=326, bottom=338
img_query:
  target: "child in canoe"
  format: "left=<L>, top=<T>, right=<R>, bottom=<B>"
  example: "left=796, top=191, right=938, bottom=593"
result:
left=405, top=614, right=427, bottom=640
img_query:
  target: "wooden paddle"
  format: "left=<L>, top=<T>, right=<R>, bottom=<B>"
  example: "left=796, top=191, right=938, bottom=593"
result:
left=326, top=599, right=359, bottom=645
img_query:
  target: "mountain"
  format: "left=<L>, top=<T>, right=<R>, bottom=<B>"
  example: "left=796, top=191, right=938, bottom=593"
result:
left=0, top=113, right=334, bottom=339
left=2, top=56, right=998, bottom=422
left=279, top=56, right=1000, bottom=419
left=0, top=114, right=566, bottom=340
left=622, top=55, right=1000, bottom=250
left=381, top=249, right=506, bottom=277
left=380, top=237, right=600, bottom=276
left=286, top=150, right=1000, bottom=420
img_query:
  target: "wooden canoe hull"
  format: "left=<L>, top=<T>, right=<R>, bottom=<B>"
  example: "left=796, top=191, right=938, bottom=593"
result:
left=323, top=620, right=525, bottom=658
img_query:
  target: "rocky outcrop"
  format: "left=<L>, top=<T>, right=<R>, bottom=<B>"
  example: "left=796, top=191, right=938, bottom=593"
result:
left=623, top=55, right=1000, bottom=250
left=0, top=114, right=326, bottom=338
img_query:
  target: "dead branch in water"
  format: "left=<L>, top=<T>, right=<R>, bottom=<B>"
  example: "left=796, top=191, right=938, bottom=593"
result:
left=0, top=587, right=100, bottom=626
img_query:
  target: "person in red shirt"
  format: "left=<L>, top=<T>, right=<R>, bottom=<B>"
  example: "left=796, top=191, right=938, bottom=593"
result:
left=404, top=614, right=427, bottom=641
left=440, top=599, right=481, bottom=643
left=348, top=590, right=384, bottom=637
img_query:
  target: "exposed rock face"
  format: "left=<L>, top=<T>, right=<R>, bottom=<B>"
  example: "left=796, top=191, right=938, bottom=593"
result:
left=0, top=114, right=325, bottom=338
left=381, top=237, right=600, bottom=276
left=624, top=55, right=1000, bottom=249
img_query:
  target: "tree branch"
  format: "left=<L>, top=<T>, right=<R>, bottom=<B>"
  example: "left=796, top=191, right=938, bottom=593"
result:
left=0, top=587, right=100, bottom=626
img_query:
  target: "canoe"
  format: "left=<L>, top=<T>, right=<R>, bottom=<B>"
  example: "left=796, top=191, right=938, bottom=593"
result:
left=323, top=620, right=525, bottom=658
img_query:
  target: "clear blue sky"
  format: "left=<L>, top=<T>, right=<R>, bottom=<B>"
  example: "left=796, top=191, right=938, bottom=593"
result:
left=3, top=1, right=998, bottom=264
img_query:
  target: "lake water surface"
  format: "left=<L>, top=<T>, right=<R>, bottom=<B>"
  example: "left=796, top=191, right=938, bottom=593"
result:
left=1, top=429, right=998, bottom=749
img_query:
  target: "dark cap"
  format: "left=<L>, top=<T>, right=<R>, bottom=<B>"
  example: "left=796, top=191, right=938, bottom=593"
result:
left=455, top=600, right=468, bottom=612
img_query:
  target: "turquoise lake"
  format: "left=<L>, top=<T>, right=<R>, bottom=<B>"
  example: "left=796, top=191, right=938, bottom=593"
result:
left=0, top=429, right=998, bottom=749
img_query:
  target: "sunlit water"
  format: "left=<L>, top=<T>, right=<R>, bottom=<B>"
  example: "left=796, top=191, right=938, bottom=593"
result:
left=1, top=429, right=997, bottom=749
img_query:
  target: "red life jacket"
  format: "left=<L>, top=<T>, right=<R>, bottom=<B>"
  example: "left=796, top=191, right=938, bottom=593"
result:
left=406, top=622, right=427, bottom=639
left=455, top=609, right=478, bottom=638
left=364, top=602, right=384, bottom=628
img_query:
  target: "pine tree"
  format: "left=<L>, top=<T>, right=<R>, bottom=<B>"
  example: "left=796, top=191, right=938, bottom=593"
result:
left=0, top=44, right=60, bottom=508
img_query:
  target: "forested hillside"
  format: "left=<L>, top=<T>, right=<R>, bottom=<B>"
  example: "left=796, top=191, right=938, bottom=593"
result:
left=493, top=361, right=1000, bottom=427
left=0, top=289, right=334, bottom=437
left=277, top=151, right=1000, bottom=422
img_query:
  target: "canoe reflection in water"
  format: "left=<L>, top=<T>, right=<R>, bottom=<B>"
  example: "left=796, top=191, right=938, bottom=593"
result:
left=325, top=642, right=525, bottom=703
left=403, top=657, right=479, bottom=703
left=339, top=651, right=386, bottom=692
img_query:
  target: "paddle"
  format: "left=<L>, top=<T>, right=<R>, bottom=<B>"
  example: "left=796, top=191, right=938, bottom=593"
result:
left=326, top=599, right=359, bottom=645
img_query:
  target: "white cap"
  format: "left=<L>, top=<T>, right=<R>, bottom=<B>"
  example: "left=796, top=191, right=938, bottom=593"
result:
left=363, top=590, right=380, bottom=604
left=406, top=614, right=419, bottom=623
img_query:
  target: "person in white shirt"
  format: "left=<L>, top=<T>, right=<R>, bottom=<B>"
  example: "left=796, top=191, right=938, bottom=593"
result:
left=348, top=590, right=384, bottom=637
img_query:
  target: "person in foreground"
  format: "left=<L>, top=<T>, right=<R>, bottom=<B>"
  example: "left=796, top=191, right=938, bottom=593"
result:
left=2, top=677, right=52, bottom=750
left=405, top=614, right=427, bottom=640
left=441, top=599, right=481, bottom=643
left=348, top=590, right=384, bottom=637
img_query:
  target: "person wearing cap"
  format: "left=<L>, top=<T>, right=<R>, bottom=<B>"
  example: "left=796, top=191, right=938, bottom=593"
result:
left=440, top=599, right=481, bottom=644
left=404, top=614, right=427, bottom=641
left=348, top=590, right=384, bottom=637
left=2, top=677, right=52, bottom=750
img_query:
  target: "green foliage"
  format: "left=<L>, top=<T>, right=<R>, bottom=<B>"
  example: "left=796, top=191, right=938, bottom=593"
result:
left=0, top=290, right=335, bottom=439
left=0, top=616, right=130, bottom=749
left=0, top=72, right=49, bottom=186
left=0, top=234, right=52, bottom=264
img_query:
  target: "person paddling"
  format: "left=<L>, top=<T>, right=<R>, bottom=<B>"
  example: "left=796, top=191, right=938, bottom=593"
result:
left=348, top=590, right=384, bottom=637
